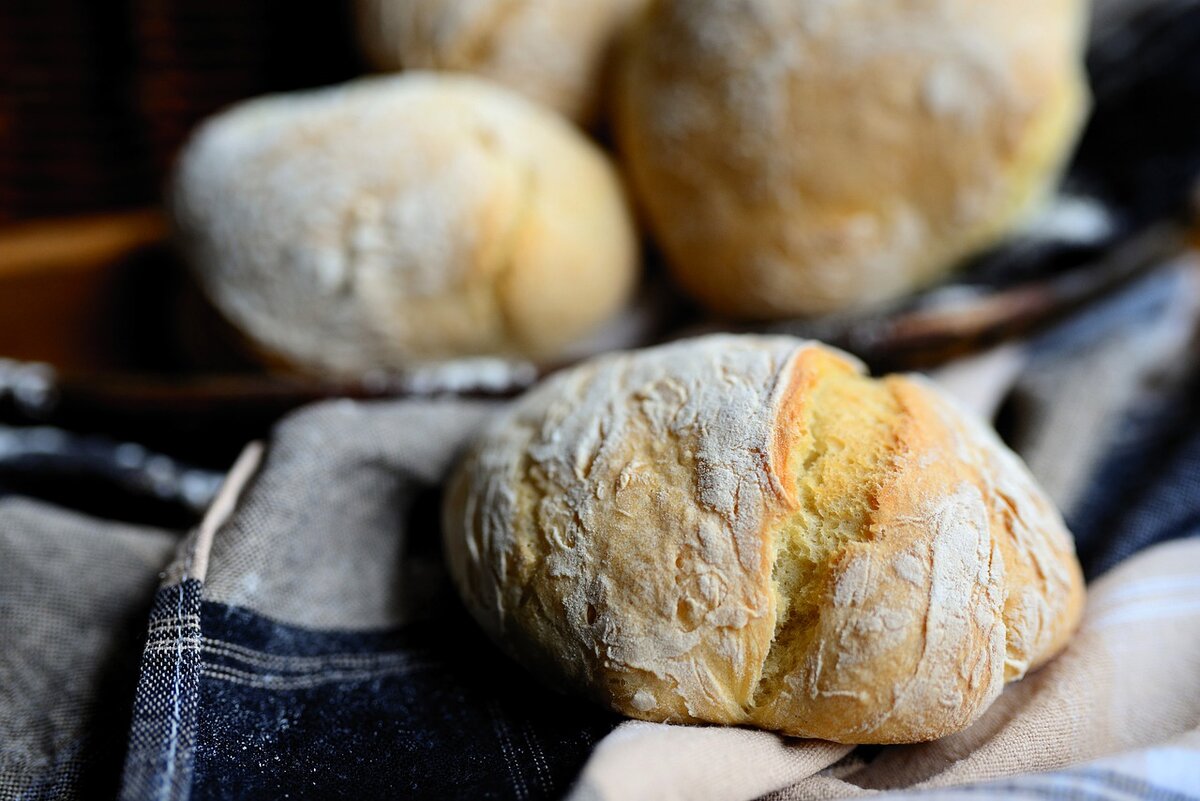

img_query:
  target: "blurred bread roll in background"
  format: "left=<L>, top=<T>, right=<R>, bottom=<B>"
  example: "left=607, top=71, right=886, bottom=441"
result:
left=356, top=0, right=648, bottom=123
left=172, top=73, right=638, bottom=377
left=444, top=335, right=1085, bottom=743
left=615, top=0, right=1091, bottom=318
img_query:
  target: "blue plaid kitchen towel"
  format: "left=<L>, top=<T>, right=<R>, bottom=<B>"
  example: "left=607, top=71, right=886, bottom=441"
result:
left=111, top=401, right=615, bottom=801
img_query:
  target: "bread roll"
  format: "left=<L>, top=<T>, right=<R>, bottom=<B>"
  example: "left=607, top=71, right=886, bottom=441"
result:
left=614, top=0, right=1090, bottom=318
left=356, top=0, right=648, bottom=123
left=443, top=335, right=1084, bottom=743
left=172, top=74, right=638, bottom=377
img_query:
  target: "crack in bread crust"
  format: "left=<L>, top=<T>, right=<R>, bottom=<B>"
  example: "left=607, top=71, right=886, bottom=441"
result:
left=750, top=350, right=900, bottom=713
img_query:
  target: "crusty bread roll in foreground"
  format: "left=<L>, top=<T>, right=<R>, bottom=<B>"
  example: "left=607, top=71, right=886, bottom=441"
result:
left=173, top=73, right=638, bottom=377
left=615, top=0, right=1091, bottom=318
left=356, top=0, right=648, bottom=123
left=444, top=335, right=1085, bottom=744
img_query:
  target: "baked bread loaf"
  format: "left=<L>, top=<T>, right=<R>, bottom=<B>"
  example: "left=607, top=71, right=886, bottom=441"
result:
left=614, top=0, right=1090, bottom=318
left=443, top=335, right=1084, bottom=743
left=356, top=0, right=648, bottom=123
left=173, top=73, right=638, bottom=377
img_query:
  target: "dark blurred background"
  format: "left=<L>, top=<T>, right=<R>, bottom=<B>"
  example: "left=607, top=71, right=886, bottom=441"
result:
left=0, top=0, right=362, bottom=224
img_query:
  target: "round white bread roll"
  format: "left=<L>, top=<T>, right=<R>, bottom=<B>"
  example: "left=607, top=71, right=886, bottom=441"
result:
left=444, top=335, right=1085, bottom=744
left=356, top=0, right=648, bottom=123
left=614, top=0, right=1091, bottom=318
left=172, top=73, right=639, bottom=377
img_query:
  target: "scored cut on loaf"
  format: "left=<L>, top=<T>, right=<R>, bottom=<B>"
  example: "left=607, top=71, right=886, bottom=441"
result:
left=614, top=0, right=1091, bottom=319
left=172, top=73, right=638, bottom=378
left=443, top=335, right=1085, bottom=743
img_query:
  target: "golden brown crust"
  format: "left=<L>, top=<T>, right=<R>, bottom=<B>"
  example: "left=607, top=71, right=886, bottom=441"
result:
left=613, top=0, right=1090, bottom=318
left=769, top=346, right=858, bottom=510
left=443, top=335, right=1085, bottom=743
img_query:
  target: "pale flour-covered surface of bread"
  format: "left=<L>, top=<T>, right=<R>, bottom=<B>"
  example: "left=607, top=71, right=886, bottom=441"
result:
left=172, top=73, right=638, bottom=377
left=614, top=0, right=1091, bottom=318
left=356, top=0, right=648, bottom=123
left=443, top=335, right=1084, bottom=743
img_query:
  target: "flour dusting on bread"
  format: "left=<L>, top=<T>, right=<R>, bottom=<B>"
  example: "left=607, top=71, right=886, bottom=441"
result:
left=443, top=335, right=1085, bottom=743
